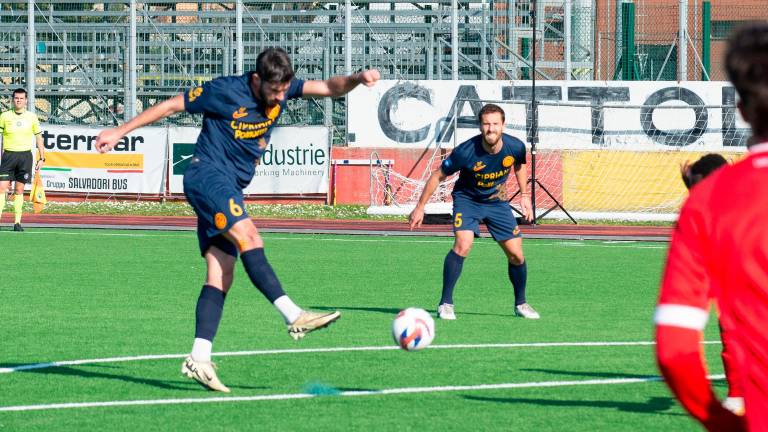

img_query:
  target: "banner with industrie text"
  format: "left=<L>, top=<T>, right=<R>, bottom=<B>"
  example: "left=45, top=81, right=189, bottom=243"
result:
left=37, top=125, right=167, bottom=194
left=168, top=126, right=329, bottom=195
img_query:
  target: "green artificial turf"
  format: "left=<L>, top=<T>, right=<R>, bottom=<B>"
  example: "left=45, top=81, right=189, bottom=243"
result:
left=0, top=229, right=720, bottom=431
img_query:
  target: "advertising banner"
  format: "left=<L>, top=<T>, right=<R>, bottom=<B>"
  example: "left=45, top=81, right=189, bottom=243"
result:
left=349, top=80, right=751, bottom=151
left=36, top=125, right=167, bottom=194
left=168, top=126, right=330, bottom=194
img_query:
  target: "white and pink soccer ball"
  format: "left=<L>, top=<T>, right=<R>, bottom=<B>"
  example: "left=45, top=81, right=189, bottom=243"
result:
left=392, top=307, right=435, bottom=351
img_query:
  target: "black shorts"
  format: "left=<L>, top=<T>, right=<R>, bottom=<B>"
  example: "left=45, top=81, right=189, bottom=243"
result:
left=0, top=150, right=33, bottom=183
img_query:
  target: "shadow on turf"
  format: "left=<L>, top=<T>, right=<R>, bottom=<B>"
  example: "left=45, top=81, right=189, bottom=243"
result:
left=1, top=363, right=266, bottom=392
left=520, top=368, right=660, bottom=380
left=461, top=395, right=683, bottom=416
left=310, top=305, right=509, bottom=318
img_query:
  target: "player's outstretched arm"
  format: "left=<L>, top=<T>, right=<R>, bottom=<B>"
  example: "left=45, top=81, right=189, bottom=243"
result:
left=408, top=169, right=446, bottom=230
left=302, top=69, right=380, bottom=98
left=95, top=94, right=185, bottom=153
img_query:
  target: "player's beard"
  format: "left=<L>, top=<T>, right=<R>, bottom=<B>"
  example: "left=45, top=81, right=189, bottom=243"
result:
left=483, top=131, right=501, bottom=148
left=258, top=84, right=280, bottom=109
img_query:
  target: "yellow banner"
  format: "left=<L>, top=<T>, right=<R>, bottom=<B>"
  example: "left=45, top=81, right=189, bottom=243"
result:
left=562, top=151, right=745, bottom=212
left=46, top=152, right=144, bottom=170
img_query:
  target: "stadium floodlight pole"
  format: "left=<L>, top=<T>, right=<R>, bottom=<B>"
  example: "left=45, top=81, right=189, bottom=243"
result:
left=26, top=0, right=35, bottom=111
left=530, top=0, right=538, bottom=223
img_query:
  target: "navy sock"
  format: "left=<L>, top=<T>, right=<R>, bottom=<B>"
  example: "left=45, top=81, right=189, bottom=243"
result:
left=508, top=261, right=528, bottom=306
left=441, top=250, right=465, bottom=305
left=241, top=248, right=286, bottom=302
left=195, top=285, right=226, bottom=341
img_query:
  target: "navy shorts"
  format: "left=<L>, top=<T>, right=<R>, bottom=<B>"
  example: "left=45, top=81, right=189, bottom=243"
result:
left=183, top=160, right=250, bottom=257
left=452, top=194, right=522, bottom=242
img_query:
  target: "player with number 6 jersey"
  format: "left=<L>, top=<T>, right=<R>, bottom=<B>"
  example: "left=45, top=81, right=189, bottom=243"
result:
left=95, top=47, right=380, bottom=392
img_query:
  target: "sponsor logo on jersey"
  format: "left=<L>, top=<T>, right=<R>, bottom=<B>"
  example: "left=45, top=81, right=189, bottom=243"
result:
left=233, top=107, right=249, bottom=119
left=472, top=161, right=486, bottom=171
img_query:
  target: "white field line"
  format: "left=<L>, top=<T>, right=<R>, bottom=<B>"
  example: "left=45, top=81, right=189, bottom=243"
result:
left=0, top=341, right=721, bottom=374
left=0, top=374, right=726, bottom=413
left=1, top=230, right=665, bottom=248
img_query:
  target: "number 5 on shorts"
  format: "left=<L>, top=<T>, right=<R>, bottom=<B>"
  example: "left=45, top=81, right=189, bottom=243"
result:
left=454, top=212, right=463, bottom=228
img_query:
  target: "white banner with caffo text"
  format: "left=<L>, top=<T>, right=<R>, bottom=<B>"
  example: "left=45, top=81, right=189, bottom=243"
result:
left=168, top=126, right=329, bottom=194
left=36, top=125, right=167, bottom=194
left=349, top=80, right=751, bottom=151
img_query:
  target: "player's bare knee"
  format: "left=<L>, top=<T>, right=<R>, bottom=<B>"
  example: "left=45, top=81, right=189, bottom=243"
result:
left=453, top=243, right=473, bottom=257
left=508, top=253, right=525, bottom=265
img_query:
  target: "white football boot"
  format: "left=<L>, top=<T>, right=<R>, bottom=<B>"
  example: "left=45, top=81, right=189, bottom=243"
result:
left=181, top=356, right=230, bottom=393
left=288, top=310, right=341, bottom=340
left=437, top=303, right=456, bottom=320
left=514, top=303, right=541, bottom=319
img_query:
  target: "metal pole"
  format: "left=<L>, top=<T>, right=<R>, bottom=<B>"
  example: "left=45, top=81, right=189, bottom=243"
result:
left=345, top=0, right=352, bottom=75
left=26, top=0, right=35, bottom=110
left=614, top=0, right=622, bottom=79
left=507, top=0, right=515, bottom=78
left=452, top=0, right=459, bottom=79
left=236, top=0, right=243, bottom=75
left=679, top=0, right=688, bottom=81
left=530, top=0, right=537, bottom=223
left=129, top=0, right=137, bottom=118
left=621, top=0, right=635, bottom=80
left=701, top=0, right=711, bottom=80
left=564, top=0, right=572, bottom=80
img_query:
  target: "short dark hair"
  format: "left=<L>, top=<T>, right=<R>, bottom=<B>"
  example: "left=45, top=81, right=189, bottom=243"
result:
left=725, top=22, right=768, bottom=138
left=12, top=88, right=27, bottom=97
left=683, top=153, right=728, bottom=189
left=478, top=104, right=505, bottom=123
left=255, top=47, right=294, bottom=84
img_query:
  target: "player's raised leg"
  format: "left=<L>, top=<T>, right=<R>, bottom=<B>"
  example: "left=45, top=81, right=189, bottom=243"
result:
left=182, top=245, right=234, bottom=393
left=225, top=218, right=340, bottom=340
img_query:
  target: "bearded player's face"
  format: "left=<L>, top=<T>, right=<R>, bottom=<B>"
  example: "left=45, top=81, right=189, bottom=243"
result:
left=259, top=81, right=291, bottom=108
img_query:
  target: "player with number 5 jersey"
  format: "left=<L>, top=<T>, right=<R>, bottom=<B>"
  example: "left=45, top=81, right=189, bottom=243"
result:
left=408, top=104, right=539, bottom=322
left=95, top=47, right=380, bottom=392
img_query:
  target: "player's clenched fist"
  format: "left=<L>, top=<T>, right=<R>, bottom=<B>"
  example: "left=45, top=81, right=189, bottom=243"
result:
left=94, top=129, right=123, bottom=153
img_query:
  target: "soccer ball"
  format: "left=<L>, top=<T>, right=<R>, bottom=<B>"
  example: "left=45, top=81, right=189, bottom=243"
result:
left=392, top=307, right=435, bottom=351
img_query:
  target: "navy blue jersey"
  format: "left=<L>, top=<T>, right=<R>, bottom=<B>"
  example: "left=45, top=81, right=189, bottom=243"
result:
left=441, top=133, right=527, bottom=203
left=184, top=73, right=304, bottom=189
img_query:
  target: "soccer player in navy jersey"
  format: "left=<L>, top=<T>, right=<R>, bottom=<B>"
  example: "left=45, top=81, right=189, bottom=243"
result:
left=408, top=103, right=539, bottom=320
left=95, top=47, right=380, bottom=392
left=655, top=23, right=768, bottom=431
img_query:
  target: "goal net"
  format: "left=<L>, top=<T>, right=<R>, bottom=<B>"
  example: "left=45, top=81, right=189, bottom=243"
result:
left=369, top=99, right=748, bottom=221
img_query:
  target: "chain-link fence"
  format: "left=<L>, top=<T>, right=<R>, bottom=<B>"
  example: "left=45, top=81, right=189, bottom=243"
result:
left=595, top=0, right=766, bottom=81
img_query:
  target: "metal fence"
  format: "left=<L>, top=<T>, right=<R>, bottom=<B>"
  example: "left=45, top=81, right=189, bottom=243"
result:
left=0, top=0, right=765, bottom=142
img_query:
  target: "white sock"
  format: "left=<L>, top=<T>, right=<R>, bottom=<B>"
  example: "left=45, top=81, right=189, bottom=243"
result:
left=191, top=338, right=212, bottom=362
left=273, top=295, right=302, bottom=324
